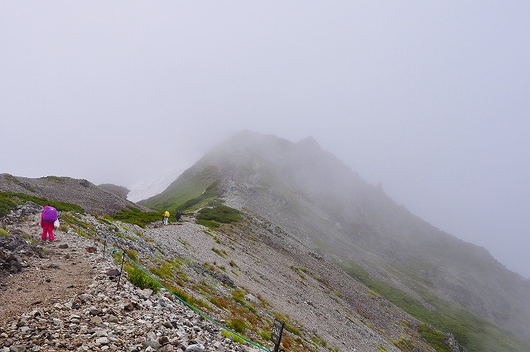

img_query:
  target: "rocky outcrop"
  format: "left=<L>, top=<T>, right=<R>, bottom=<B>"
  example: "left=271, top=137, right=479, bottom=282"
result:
left=0, top=233, right=35, bottom=275
left=0, top=202, right=44, bottom=276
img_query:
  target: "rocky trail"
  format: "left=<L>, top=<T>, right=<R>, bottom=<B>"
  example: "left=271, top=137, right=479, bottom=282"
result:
left=0, top=235, right=96, bottom=322
left=0, top=207, right=263, bottom=352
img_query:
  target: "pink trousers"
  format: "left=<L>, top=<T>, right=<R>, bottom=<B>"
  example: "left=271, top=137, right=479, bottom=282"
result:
left=41, top=221, right=55, bottom=241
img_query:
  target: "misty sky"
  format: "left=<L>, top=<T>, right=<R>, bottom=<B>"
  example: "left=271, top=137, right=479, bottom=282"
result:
left=1, top=2, right=529, bottom=278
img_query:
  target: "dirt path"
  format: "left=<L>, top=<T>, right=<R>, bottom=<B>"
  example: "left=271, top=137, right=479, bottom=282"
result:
left=0, top=236, right=97, bottom=322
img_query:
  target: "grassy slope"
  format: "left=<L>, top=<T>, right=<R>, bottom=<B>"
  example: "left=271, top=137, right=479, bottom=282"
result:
left=339, top=260, right=530, bottom=352
left=141, top=167, right=219, bottom=213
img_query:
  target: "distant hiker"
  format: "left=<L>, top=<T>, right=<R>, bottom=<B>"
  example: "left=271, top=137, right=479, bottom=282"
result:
left=175, top=210, right=181, bottom=222
left=163, top=210, right=170, bottom=225
left=40, top=205, right=58, bottom=241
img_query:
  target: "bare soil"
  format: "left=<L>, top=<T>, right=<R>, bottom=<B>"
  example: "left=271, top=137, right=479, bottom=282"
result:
left=0, top=232, right=96, bottom=323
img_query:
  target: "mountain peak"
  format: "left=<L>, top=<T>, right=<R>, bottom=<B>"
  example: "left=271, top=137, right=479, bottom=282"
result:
left=297, top=136, right=321, bottom=149
left=142, top=131, right=530, bottom=345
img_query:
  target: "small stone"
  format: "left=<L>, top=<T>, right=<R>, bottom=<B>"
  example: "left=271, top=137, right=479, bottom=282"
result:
left=9, top=346, right=28, bottom=352
left=19, top=326, right=31, bottom=333
left=91, top=316, right=103, bottom=324
left=158, top=336, right=170, bottom=345
left=95, top=337, right=109, bottom=345
left=184, top=344, right=205, bottom=352
left=107, top=315, right=119, bottom=323
left=158, top=344, right=174, bottom=352
left=142, top=340, right=161, bottom=349
left=137, top=288, right=153, bottom=299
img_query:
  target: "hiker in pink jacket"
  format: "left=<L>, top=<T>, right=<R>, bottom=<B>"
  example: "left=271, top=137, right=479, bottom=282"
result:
left=40, top=205, right=58, bottom=241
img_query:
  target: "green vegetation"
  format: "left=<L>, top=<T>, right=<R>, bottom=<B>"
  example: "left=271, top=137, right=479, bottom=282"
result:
left=212, top=247, right=228, bottom=258
left=109, top=206, right=161, bottom=228
left=418, top=324, right=451, bottom=352
left=197, top=205, right=242, bottom=224
left=227, top=318, right=249, bottom=334
left=114, top=250, right=161, bottom=293
left=392, top=335, right=416, bottom=351
left=0, top=228, right=9, bottom=237
left=196, top=204, right=241, bottom=228
left=259, top=329, right=272, bottom=341
left=221, top=330, right=246, bottom=344
left=43, top=176, right=64, bottom=182
left=196, top=219, right=220, bottom=229
left=339, top=260, right=530, bottom=352
left=141, top=168, right=219, bottom=212
left=0, top=191, right=84, bottom=217
left=170, top=286, right=196, bottom=305
left=291, top=266, right=308, bottom=279
left=60, top=213, right=96, bottom=238
left=125, top=265, right=160, bottom=292
left=177, top=237, right=190, bottom=249
left=180, top=180, right=222, bottom=210
left=284, top=323, right=302, bottom=337
left=126, top=249, right=139, bottom=262
left=150, top=261, right=175, bottom=279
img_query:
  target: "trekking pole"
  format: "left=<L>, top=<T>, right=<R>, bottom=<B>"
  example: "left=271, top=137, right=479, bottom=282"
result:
left=116, top=251, right=126, bottom=291
left=102, top=235, right=107, bottom=260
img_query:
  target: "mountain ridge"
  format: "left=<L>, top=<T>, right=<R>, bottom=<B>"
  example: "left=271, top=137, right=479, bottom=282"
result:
left=2, top=130, right=530, bottom=351
left=143, top=130, right=530, bottom=346
left=0, top=173, right=148, bottom=215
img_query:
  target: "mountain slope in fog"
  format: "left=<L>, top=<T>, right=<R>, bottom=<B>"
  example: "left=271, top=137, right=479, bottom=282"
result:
left=143, top=130, right=530, bottom=345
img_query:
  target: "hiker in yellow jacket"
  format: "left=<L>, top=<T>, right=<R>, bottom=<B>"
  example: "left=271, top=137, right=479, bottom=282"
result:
left=162, top=210, right=170, bottom=225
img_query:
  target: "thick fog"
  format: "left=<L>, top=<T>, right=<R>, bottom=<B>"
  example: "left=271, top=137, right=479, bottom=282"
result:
left=1, top=2, right=529, bottom=277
